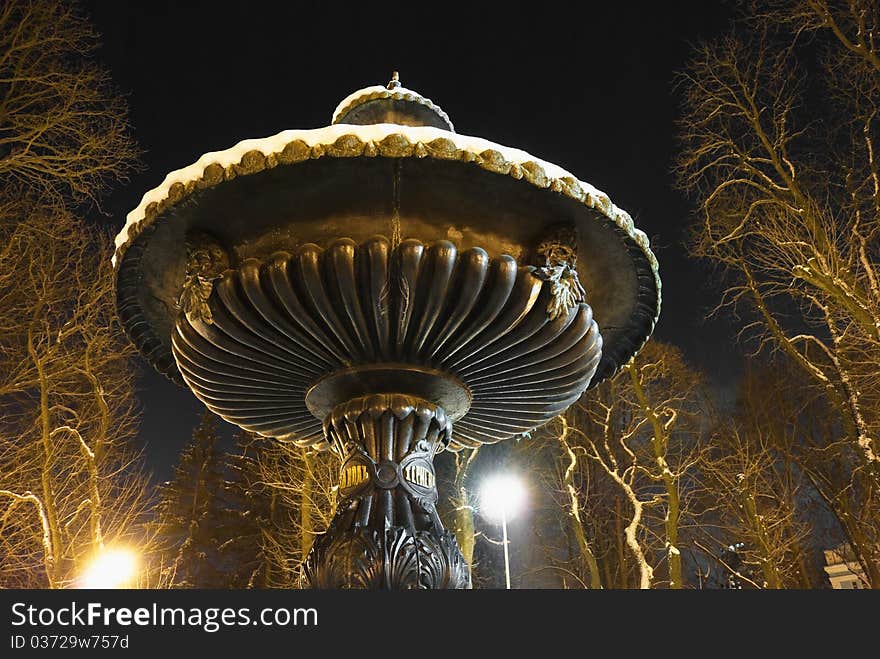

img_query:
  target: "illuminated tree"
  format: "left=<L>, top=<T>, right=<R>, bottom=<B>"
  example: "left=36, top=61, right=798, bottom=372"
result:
left=250, top=440, right=337, bottom=587
left=0, top=208, right=151, bottom=588
left=676, top=0, right=880, bottom=585
left=543, top=341, right=705, bottom=589
left=436, top=447, right=480, bottom=569
left=0, top=0, right=145, bottom=589
left=0, top=0, right=139, bottom=207
left=694, top=387, right=813, bottom=589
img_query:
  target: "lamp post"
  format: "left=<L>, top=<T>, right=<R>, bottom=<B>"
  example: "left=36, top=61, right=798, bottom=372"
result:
left=480, top=474, right=526, bottom=589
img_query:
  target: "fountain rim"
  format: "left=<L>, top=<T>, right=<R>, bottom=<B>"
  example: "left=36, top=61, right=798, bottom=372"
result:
left=112, top=122, right=660, bottom=301
left=112, top=122, right=661, bottom=387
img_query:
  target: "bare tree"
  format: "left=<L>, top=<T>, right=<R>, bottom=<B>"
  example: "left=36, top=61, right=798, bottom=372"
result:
left=0, top=0, right=148, bottom=588
left=546, top=341, right=704, bottom=589
left=694, top=413, right=812, bottom=588
left=676, top=0, right=880, bottom=586
left=555, top=418, right=603, bottom=588
left=747, top=360, right=879, bottom=587
left=676, top=1, right=878, bottom=466
left=252, top=441, right=337, bottom=587
left=0, top=208, right=152, bottom=588
left=446, top=447, right=480, bottom=569
left=0, top=0, right=139, bottom=208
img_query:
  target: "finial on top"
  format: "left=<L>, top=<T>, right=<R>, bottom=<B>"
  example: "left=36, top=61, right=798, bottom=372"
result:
left=387, top=71, right=401, bottom=90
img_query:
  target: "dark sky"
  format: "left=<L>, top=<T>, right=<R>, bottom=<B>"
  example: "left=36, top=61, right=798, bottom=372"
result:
left=81, top=1, right=740, bottom=482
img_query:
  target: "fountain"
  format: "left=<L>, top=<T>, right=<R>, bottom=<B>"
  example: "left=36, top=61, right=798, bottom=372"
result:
left=113, top=75, right=660, bottom=588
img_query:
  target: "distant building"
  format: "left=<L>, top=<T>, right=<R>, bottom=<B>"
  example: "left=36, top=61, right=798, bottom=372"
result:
left=823, top=545, right=867, bottom=589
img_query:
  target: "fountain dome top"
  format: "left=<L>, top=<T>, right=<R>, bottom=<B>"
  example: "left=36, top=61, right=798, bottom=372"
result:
left=332, top=73, right=455, bottom=132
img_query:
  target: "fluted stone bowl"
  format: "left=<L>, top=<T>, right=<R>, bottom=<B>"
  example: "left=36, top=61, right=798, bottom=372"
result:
left=171, top=236, right=602, bottom=450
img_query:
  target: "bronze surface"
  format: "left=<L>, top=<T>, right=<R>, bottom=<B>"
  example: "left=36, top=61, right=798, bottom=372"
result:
left=171, top=236, right=602, bottom=450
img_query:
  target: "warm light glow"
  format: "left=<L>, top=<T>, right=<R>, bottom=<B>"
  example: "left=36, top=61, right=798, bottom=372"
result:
left=78, top=547, right=139, bottom=589
left=479, top=473, right=526, bottom=522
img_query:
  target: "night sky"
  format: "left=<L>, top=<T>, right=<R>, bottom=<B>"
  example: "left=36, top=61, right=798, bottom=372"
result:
left=81, top=1, right=739, bottom=481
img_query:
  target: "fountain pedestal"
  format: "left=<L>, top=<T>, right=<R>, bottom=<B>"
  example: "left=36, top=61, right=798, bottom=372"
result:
left=306, top=394, right=469, bottom=589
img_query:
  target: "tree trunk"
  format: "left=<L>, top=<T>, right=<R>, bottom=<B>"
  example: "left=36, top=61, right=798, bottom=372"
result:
left=451, top=448, right=479, bottom=568
left=300, top=452, right=314, bottom=559
left=32, top=341, right=61, bottom=588
left=629, top=362, right=682, bottom=588
left=560, top=424, right=602, bottom=589
left=742, top=490, right=781, bottom=589
left=454, top=491, right=476, bottom=567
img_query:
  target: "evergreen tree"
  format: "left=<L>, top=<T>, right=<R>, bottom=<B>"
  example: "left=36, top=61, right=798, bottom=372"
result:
left=220, top=433, right=275, bottom=588
left=152, top=410, right=228, bottom=588
left=150, top=413, right=340, bottom=587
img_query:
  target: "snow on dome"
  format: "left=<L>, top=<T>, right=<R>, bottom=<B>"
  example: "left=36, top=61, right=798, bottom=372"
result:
left=333, top=85, right=390, bottom=122
left=331, top=83, right=455, bottom=132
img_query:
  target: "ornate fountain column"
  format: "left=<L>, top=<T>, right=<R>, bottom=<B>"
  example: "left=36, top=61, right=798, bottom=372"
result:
left=113, top=76, right=661, bottom=589
left=306, top=394, right=469, bottom=589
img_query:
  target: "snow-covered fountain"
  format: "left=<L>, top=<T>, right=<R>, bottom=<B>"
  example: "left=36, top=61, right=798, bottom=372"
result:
left=113, top=75, right=660, bottom=588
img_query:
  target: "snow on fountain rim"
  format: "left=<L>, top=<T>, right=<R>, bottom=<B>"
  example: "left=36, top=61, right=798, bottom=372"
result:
left=112, top=122, right=661, bottom=318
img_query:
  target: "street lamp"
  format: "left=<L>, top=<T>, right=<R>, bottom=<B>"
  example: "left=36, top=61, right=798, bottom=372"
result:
left=77, top=546, right=139, bottom=589
left=479, top=474, right=526, bottom=589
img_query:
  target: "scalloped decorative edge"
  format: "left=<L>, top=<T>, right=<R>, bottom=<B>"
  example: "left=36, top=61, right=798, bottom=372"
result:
left=112, top=123, right=662, bottom=376
left=331, top=84, right=455, bottom=131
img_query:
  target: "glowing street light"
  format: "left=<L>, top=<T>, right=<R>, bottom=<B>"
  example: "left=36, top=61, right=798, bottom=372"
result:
left=479, top=474, right=526, bottom=589
left=77, top=547, right=139, bottom=589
